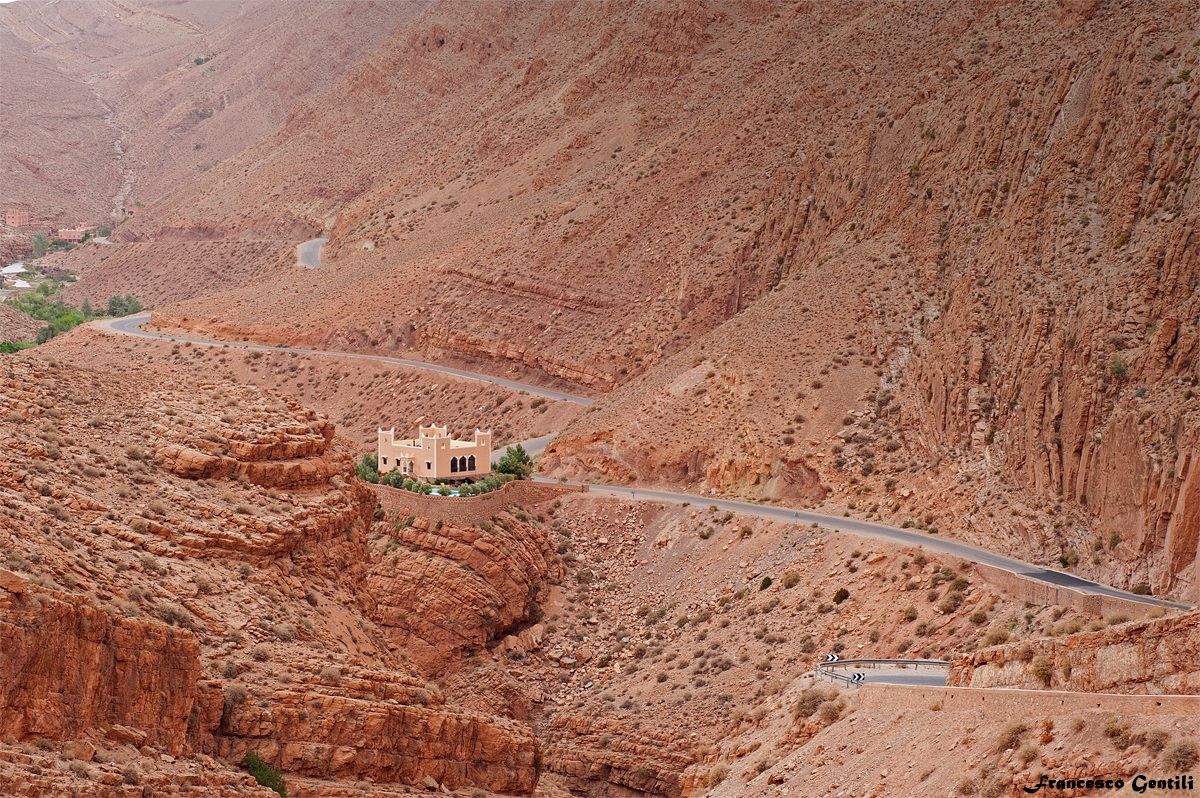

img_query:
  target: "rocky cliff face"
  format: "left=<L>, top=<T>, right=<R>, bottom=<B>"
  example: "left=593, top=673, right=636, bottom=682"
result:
left=0, top=569, right=201, bottom=753
left=949, top=611, right=1200, bottom=694
left=893, top=13, right=1200, bottom=598
left=367, top=512, right=558, bottom=673
left=215, top=682, right=539, bottom=793
left=0, top=355, right=548, bottom=794
left=542, top=714, right=696, bottom=798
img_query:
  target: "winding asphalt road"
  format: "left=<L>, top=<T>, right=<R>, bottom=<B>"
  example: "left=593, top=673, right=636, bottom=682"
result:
left=94, top=314, right=593, bottom=407
left=92, top=313, right=1188, bottom=612
left=817, top=659, right=951, bottom=687
left=296, top=237, right=327, bottom=268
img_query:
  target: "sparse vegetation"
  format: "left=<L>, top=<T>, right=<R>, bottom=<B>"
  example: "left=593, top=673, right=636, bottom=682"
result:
left=1031, top=655, right=1054, bottom=687
left=1163, top=740, right=1198, bottom=772
left=996, top=721, right=1028, bottom=752
left=983, top=627, right=1010, bottom=646
left=243, top=752, right=287, bottom=797
left=792, top=685, right=839, bottom=720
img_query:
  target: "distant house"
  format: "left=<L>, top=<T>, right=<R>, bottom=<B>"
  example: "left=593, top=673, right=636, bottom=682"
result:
left=57, top=226, right=91, bottom=243
left=4, top=209, right=30, bottom=228
left=377, top=424, right=491, bottom=481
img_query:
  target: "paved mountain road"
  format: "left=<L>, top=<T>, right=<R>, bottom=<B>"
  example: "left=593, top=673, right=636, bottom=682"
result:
left=94, top=314, right=594, bottom=406
left=296, top=237, right=327, bottom=268
left=538, top=480, right=1187, bottom=609
left=92, top=313, right=1189, bottom=612
left=816, top=660, right=951, bottom=688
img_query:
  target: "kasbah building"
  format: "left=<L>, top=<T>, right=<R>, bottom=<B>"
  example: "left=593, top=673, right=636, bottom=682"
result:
left=377, top=424, right=491, bottom=481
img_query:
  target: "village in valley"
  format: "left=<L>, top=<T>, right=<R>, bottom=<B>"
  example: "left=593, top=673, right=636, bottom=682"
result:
left=1, top=206, right=141, bottom=349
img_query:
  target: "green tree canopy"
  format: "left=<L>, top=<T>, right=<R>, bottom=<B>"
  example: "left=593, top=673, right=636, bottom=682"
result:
left=355, top=453, right=379, bottom=483
left=494, top=444, right=534, bottom=479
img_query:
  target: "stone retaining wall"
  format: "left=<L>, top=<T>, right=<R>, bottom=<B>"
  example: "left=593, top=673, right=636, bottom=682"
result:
left=856, top=682, right=1200, bottom=715
left=974, top=563, right=1159, bottom=619
left=369, top=480, right=585, bottom=526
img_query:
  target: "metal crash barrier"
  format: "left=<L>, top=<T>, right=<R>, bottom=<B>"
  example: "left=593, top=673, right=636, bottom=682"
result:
left=814, top=658, right=950, bottom=687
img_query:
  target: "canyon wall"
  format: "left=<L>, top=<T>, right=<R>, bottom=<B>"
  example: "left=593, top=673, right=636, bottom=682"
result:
left=0, top=356, right=548, bottom=794
left=0, top=569, right=200, bottom=754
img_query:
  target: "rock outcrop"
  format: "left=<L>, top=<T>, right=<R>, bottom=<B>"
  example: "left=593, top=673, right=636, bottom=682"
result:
left=949, top=611, right=1200, bottom=694
left=0, top=356, right=544, bottom=795
left=541, top=714, right=696, bottom=798
left=216, top=682, right=539, bottom=794
left=0, top=569, right=201, bottom=754
left=366, top=511, right=558, bottom=673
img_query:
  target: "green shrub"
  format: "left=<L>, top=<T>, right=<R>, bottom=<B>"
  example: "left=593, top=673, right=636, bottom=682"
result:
left=0, top=340, right=35, bottom=354
left=243, top=752, right=286, bottom=797
left=106, top=294, right=143, bottom=317
left=5, top=288, right=142, bottom=345
left=355, top=453, right=379, bottom=483
left=759, top=576, right=773, bottom=591
left=832, top=587, right=850, bottom=604
left=494, top=444, right=534, bottom=479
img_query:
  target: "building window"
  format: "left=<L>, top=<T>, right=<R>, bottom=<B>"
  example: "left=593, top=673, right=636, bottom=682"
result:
left=381, top=456, right=388, bottom=465
left=425, top=462, right=432, bottom=471
left=450, top=458, right=459, bottom=473
left=467, top=455, right=476, bottom=471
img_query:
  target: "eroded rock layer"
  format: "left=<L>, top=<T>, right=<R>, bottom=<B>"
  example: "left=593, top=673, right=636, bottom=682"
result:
left=949, top=611, right=1200, bottom=694
left=0, top=356, right=547, bottom=795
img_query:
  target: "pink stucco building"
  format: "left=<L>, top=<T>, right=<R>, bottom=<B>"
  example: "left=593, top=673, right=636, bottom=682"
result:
left=377, top=424, right=491, bottom=481
left=58, top=226, right=91, bottom=243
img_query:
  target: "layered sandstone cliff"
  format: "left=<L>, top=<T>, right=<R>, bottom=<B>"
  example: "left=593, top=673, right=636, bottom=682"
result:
left=0, top=356, right=548, bottom=795
left=0, top=569, right=201, bottom=753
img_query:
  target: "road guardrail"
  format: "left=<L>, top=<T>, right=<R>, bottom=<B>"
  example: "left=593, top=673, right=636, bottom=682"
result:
left=814, top=658, right=950, bottom=687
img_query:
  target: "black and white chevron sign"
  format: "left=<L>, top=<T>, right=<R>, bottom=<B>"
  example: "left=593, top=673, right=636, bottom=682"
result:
left=824, top=653, right=840, bottom=663
left=851, top=672, right=866, bottom=684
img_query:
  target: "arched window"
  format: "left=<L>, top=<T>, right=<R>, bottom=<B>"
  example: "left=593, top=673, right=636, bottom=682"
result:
left=467, top=455, right=476, bottom=471
left=450, top=458, right=459, bottom=473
